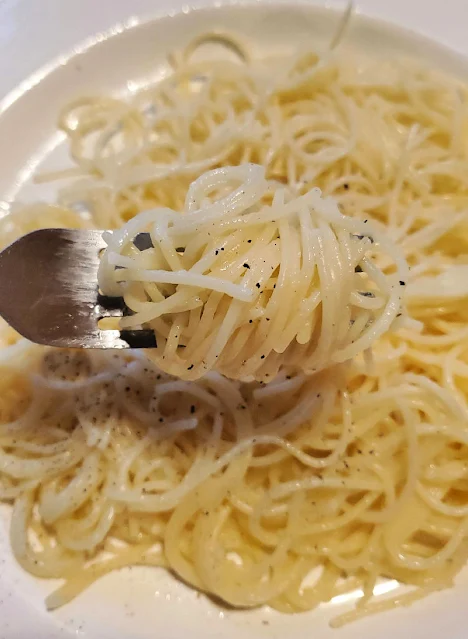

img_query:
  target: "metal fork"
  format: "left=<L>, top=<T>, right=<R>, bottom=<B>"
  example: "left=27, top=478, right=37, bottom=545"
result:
left=0, top=229, right=157, bottom=349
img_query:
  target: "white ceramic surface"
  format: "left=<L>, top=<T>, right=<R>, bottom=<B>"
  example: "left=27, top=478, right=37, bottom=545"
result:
left=1, top=1, right=468, bottom=638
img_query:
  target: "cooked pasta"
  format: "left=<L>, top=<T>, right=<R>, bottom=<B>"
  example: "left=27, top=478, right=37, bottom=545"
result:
left=99, top=164, right=407, bottom=381
left=1, top=21, right=468, bottom=628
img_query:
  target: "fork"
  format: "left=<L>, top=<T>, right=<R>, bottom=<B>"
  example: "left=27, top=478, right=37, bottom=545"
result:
left=0, top=229, right=157, bottom=349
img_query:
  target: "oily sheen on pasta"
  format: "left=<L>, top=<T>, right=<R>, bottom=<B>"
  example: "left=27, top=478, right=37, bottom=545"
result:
left=1, top=23, right=468, bottom=628
left=99, top=163, right=407, bottom=381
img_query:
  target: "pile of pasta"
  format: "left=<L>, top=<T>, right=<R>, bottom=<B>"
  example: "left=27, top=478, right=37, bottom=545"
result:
left=1, top=22, right=468, bottom=628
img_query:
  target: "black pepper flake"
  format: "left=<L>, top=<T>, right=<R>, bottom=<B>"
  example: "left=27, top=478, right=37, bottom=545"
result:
left=190, top=405, right=196, bottom=414
left=247, top=239, right=252, bottom=243
left=396, top=313, right=402, bottom=318
left=215, top=250, right=219, bottom=256
left=249, top=319, right=253, bottom=323
left=353, top=233, right=374, bottom=243
left=359, top=291, right=375, bottom=298
left=256, top=283, right=261, bottom=288
left=286, top=375, right=291, bottom=380
left=343, top=183, right=349, bottom=190
left=159, top=418, right=164, bottom=423
left=355, top=265, right=363, bottom=273
left=243, top=263, right=250, bottom=269
left=221, top=247, right=224, bottom=251
left=187, top=364, right=194, bottom=370
left=261, top=355, right=265, bottom=359
left=399, top=280, right=406, bottom=286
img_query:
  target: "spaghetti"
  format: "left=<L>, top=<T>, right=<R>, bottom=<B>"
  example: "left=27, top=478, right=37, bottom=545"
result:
left=1, top=25, right=468, bottom=627
left=99, top=164, right=407, bottom=381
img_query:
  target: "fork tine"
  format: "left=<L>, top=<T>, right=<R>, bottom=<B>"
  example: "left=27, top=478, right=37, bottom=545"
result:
left=96, top=306, right=124, bottom=318
left=120, top=329, right=157, bottom=348
left=97, top=329, right=157, bottom=349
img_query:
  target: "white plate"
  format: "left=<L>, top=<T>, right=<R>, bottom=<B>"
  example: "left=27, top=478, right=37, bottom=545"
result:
left=1, top=1, right=468, bottom=638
